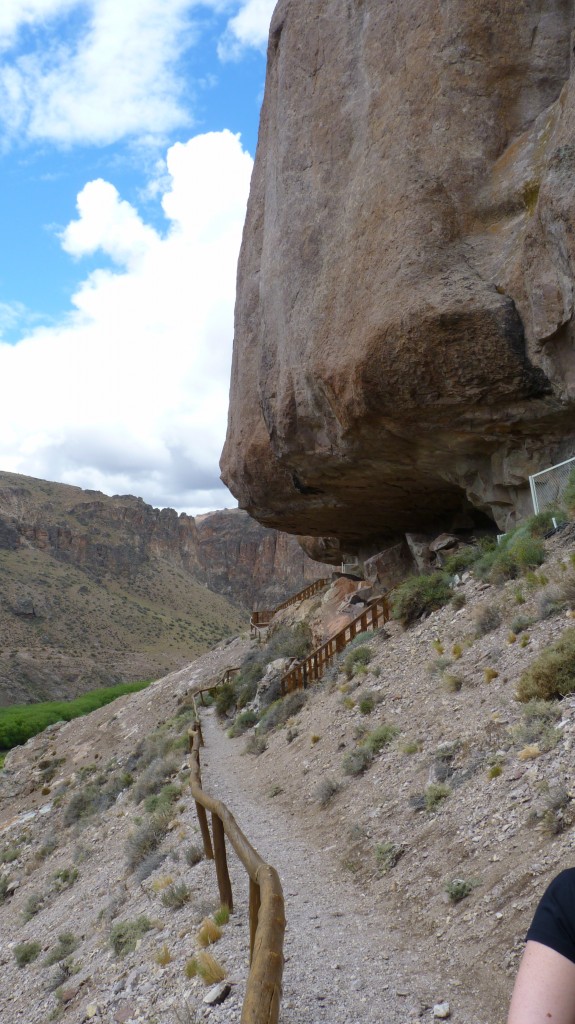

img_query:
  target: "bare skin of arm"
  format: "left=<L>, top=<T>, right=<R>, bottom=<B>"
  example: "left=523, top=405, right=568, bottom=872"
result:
left=508, top=941, right=575, bottom=1024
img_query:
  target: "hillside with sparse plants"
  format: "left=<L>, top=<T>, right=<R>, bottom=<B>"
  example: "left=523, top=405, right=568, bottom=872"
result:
left=3, top=510, right=575, bottom=1022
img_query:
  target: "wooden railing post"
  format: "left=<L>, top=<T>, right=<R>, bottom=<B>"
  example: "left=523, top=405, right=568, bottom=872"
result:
left=249, top=877, right=261, bottom=963
left=212, top=813, right=234, bottom=912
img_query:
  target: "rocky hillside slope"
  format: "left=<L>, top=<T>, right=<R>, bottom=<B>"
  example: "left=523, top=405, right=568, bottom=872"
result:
left=0, top=471, right=329, bottom=704
left=2, top=523, right=575, bottom=1023
left=222, top=0, right=575, bottom=561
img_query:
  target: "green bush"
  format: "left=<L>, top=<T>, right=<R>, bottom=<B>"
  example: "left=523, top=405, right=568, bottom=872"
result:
left=44, top=932, right=78, bottom=966
left=228, top=710, right=258, bottom=738
left=14, top=941, right=41, bottom=967
left=445, top=878, right=473, bottom=903
left=258, top=691, right=307, bottom=735
left=214, top=683, right=237, bottom=718
left=392, top=573, right=452, bottom=626
left=125, top=814, right=171, bottom=871
left=133, top=758, right=178, bottom=805
left=343, top=646, right=372, bottom=680
left=442, top=548, right=480, bottom=575
left=425, top=783, right=450, bottom=811
left=516, top=629, right=575, bottom=702
left=0, top=873, right=9, bottom=903
left=363, top=723, right=399, bottom=754
left=160, top=883, right=190, bottom=909
left=267, top=622, right=313, bottom=660
left=342, top=745, right=373, bottom=776
left=110, top=916, right=153, bottom=957
left=143, top=782, right=181, bottom=814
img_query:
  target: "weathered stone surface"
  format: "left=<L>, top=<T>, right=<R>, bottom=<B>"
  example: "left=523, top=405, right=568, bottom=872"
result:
left=221, top=0, right=575, bottom=551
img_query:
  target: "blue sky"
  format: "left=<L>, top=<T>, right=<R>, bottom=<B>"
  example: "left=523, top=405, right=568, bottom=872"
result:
left=0, top=0, right=275, bottom=514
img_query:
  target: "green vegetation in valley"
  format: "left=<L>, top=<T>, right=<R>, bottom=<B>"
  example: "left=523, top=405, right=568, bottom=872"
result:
left=0, top=681, right=152, bottom=752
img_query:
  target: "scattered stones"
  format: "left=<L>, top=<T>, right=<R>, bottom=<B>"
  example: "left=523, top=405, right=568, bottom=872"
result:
left=433, top=1002, right=451, bottom=1019
left=203, top=983, right=232, bottom=1006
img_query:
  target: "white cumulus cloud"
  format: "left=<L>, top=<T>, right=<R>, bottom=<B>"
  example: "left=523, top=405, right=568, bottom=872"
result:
left=219, top=0, right=276, bottom=60
left=0, top=129, right=254, bottom=513
left=0, top=0, right=275, bottom=146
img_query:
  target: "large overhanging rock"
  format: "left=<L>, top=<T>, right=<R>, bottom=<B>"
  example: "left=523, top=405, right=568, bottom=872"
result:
left=220, top=0, right=575, bottom=553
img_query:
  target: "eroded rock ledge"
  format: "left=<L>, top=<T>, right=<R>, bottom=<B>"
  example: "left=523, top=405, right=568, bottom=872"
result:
left=221, top=0, right=575, bottom=555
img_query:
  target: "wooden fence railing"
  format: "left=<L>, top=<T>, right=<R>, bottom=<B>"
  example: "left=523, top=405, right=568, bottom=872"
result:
left=188, top=724, right=285, bottom=1024
left=250, top=610, right=274, bottom=639
left=273, top=577, right=330, bottom=613
left=280, top=595, right=391, bottom=695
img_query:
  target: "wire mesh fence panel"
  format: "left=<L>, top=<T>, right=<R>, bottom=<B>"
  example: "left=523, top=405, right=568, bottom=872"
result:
left=529, top=457, right=575, bottom=514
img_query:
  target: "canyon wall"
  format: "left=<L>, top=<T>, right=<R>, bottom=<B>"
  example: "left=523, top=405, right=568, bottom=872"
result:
left=221, top=0, right=575, bottom=560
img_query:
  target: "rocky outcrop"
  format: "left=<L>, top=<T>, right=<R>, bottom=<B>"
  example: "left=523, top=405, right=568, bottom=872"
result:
left=221, top=0, right=575, bottom=556
left=195, top=509, right=331, bottom=608
left=0, top=471, right=329, bottom=610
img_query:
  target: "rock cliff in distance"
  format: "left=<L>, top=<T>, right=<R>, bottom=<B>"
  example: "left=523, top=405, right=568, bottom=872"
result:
left=221, top=0, right=575, bottom=559
left=0, top=471, right=330, bottom=703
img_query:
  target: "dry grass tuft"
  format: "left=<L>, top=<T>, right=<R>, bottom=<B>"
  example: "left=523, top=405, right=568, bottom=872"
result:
left=197, top=918, right=222, bottom=947
left=195, top=950, right=227, bottom=984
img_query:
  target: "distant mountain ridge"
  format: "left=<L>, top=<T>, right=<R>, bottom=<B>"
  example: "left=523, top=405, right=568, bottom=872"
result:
left=0, top=471, right=330, bottom=705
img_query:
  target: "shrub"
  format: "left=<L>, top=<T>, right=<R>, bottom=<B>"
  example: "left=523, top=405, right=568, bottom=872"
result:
left=451, top=643, right=463, bottom=659
left=258, top=691, right=307, bottom=734
left=445, top=878, right=473, bottom=903
left=110, top=916, right=153, bottom=957
left=44, top=932, right=78, bottom=966
left=343, top=646, right=372, bottom=680
left=443, top=673, right=463, bottom=693
left=315, top=777, right=339, bottom=808
left=134, top=850, right=168, bottom=883
left=125, top=814, right=171, bottom=871
left=451, top=592, right=466, bottom=610
left=14, top=941, right=41, bottom=967
left=244, top=735, right=267, bottom=756
left=214, top=683, right=236, bottom=718
left=516, top=628, right=575, bottom=701
left=375, top=842, right=404, bottom=874
left=185, top=844, right=203, bottom=867
left=358, top=694, right=374, bottom=715
left=512, top=700, right=561, bottom=751
left=195, top=951, right=226, bottom=985
left=442, top=548, right=480, bottom=575
left=0, top=873, right=8, bottom=903
left=267, top=622, right=313, bottom=660
left=511, top=614, right=533, bottom=634
left=342, top=745, right=373, bottom=776
left=392, top=573, right=452, bottom=626
left=537, top=586, right=566, bottom=620
left=228, top=710, right=258, bottom=738
left=473, top=603, right=501, bottom=637
left=161, top=883, right=190, bottom=910
left=132, top=757, right=176, bottom=805
left=22, top=893, right=44, bottom=922
left=197, top=918, right=222, bottom=947
left=364, top=723, right=399, bottom=754
left=213, top=905, right=230, bottom=927
left=401, top=740, right=421, bottom=754
left=483, top=668, right=499, bottom=683
left=63, top=785, right=100, bottom=827
left=155, top=943, right=172, bottom=966
left=144, top=782, right=181, bottom=815
left=425, top=783, right=450, bottom=811
left=53, top=866, right=79, bottom=891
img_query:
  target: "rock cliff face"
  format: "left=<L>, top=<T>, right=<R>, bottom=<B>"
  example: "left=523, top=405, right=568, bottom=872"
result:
left=0, top=472, right=331, bottom=703
left=221, top=0, right=575, bottom=559
left=0, top=472, right=328, bottom=611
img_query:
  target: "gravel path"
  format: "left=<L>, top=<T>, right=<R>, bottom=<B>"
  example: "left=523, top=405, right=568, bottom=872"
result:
left=200, top=709, right=437, bottom=1024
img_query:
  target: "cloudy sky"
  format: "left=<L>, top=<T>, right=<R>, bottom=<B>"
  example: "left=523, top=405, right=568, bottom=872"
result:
left=0, top=0, right=276, bottom=514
